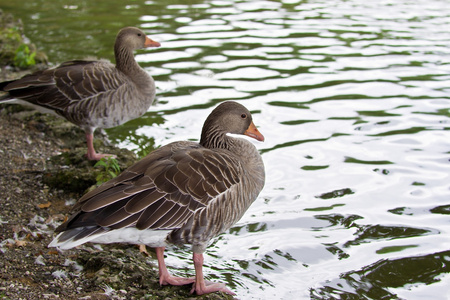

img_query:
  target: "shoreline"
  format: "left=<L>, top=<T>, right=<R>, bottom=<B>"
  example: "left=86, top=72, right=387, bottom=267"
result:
left=0, top=92, right=232, bottom=300
left=0, top=13, right=232, bottom=300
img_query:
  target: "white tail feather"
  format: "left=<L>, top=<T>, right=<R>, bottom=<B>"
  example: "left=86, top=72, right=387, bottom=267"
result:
left=48, top=228, right=170, bottom=249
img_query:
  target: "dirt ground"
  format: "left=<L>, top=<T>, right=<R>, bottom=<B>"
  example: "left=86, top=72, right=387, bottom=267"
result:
left=0, top=9, right=234, bottom=298
left=0, top=105, right=233, bottom=300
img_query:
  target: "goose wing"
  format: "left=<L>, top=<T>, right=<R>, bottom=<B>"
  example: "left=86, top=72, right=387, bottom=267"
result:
left=2, top=60, right=123, bottom=113
left=56, top=141, right=241, bottom=234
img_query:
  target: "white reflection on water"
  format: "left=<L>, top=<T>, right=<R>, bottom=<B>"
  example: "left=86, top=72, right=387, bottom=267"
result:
left=132, top=1, right=450, bottom=299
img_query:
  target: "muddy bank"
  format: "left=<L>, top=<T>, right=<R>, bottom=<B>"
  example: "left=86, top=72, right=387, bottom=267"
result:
left=0, top=107, right=233, bottom=300
left=0, top=11, right=233, bottom=300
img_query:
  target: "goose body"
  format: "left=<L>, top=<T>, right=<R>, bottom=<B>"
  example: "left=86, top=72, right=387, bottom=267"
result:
left=0, top=27, right=160, bottom=160
left=49, top=101, right=265, bottom=295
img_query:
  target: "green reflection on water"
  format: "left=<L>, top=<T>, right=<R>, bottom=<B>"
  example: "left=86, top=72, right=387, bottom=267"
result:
left=281, top=119, right=319, bottom=125
left=301, top=165, right=329, bottom=171
left=267, top=101, right=309, bottom=109
left=344, top=156, right=394, bottom=165
left=368, top=126, right=431, bottom=137
left=324, top=243, right=350, bottom=260
left=376, top=245, right=418, bottom=254
left=314, top=214, right=363, bottom=229
left=305, top=203, right=345, bottom=212
left=345, top=225, right=434, bottom=248
left=430, top=205, right=450, bottom=215
left=311, top=250, right=450, bottom=299
left=260, top=137, right=329, bottom=154
left=357, top=110, right=402, bottom=117
left=315, top=188, right=354, bottom=200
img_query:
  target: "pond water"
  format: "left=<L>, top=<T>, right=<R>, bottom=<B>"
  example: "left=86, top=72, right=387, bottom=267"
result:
left=2, top=0, right=450, bottom=299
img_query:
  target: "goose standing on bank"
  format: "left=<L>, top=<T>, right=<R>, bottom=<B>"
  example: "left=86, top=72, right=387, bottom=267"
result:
left=49, top=101, right=265, bottom=295
left=0, top=27, right=160, bottom=160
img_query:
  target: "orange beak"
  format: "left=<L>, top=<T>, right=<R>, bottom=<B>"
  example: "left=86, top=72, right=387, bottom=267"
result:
left=144, top=36, right=161, bottom=48
left=244, top=121, right=264, bottom=142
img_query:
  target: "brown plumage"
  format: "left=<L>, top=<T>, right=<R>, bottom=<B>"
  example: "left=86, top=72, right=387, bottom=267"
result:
left=49, top=101, right=265, bottom=295
left=0, top=27, right=160, bottom=160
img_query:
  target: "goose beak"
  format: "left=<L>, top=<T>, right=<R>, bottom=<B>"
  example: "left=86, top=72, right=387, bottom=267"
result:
left=144, top=37, right=161, bottom=48
left=244, top=121, right=265, bottom=142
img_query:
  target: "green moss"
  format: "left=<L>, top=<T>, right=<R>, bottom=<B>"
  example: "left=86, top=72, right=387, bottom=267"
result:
left=75, top=245, right=234, bottom=299
left=13, top=112, right=137, bottom=194
left=0, top=10, right=22, bottom=66
left=0, top=9, right=46, bottom=68
left=94, top=157, right=121, bottom=185
left=14, top=43, right=36, bottom=69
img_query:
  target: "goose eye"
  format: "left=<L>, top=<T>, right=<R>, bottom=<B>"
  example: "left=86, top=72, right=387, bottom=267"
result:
left=137, top=33, right=142, bottom=36
left=241, top=113, right=247, bottom=119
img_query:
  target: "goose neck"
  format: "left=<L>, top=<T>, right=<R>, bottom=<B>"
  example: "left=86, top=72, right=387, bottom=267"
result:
left=114, top=45, right=141, bottom=75
left=200, top=126, right=232, bottom=150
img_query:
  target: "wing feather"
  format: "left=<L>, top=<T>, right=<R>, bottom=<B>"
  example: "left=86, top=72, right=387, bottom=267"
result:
left=3, top=60, right=123, bottom=112
left=136, top=200, right=176, bottom=230
left=80, top=185, right=132, bottom=212
left=54, top=142, right=244, bottom=242
left=125, top=189, right=165, bottom=213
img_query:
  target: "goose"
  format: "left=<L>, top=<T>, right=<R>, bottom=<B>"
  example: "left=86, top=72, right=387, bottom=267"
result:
left=0, top=27, right=160, bottom=160
left=49, top=101, right=265, bottom=295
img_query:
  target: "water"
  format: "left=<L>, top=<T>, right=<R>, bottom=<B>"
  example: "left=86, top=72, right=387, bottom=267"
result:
left=2, top=0, right=450, bottom=299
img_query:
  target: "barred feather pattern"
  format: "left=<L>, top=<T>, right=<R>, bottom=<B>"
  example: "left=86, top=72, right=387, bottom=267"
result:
left=50, top=101, right=265, bottom=254
left=0, top=27, right=156, bottom=134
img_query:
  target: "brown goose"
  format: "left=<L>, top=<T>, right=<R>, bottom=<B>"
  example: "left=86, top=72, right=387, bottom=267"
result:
left=0, top=27, right=160, bottom=160
left=49, top=101, right=265, bottom=295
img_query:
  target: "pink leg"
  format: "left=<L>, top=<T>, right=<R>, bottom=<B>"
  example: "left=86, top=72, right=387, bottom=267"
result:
left=190, top=252, right=235, bottom=296
left=85, top=132, right=116, bottom=160
left=156, top=247, right=195, bottom=286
